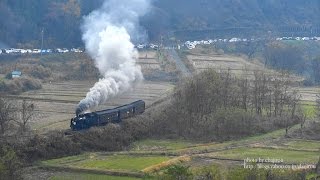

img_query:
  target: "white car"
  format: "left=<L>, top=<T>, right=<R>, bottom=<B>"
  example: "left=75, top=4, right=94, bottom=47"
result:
left=5, top=48, right=14, bottom=54
left=32, top=49, right=41, bottom=54
left=137, top=44, right=145, bottom=49
left=71, top=48, right=83, bottom=53
left=62, top=48, right=69, bottom=53
left=186, top=43, right=195, bottom=49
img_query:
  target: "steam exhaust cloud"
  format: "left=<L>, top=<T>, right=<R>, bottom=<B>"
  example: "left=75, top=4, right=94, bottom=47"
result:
left=76, top=0, right=150, bottom=115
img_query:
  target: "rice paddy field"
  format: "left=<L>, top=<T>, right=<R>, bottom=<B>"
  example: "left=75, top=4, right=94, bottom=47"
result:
left=5, top=80, right=174, bottom=133
left=2, top=50, right=174, bottom=133
left=38, top=131, right=320, bottom=179
left=41, top=154, right=171, bottom=173
left=50, top=173, right=139, bottom=180
left=8, top=48, right=318, bottom=179
left=183, top=48, right=305, bottom=82
left=184, top=48, right=266, bottom=77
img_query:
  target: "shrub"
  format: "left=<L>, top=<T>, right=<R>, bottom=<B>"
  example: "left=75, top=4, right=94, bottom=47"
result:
left=0, top=77, right=42, bottom=94
left=20, top=132, right=81, bottom=162
left=193, top=165, right=222, bottom=180
left=5, top=73, right=12, bottom=80
left=29, top=66, right=51, bottom=79
left=0, top=145, right=22, bottom=180
left=161, top=165, right=192, bottom=180
left=72, top=124, right=132, bottom=151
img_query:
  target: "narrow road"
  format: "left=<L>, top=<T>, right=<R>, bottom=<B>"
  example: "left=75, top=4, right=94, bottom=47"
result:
left=165, top=48, right=192, bottom=77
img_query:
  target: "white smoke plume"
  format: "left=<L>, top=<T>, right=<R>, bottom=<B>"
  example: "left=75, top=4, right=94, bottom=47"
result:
left=76, top=0, right=150, bottom=115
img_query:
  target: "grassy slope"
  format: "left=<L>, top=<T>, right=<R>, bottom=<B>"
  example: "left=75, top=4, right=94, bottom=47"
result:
left=50, top=173, right=140, bottom=180
left=284, top=140, right=320, bottom=151
left=76, top=155, right=170, bottom=172
left=132, top=139, right=197, bottom=151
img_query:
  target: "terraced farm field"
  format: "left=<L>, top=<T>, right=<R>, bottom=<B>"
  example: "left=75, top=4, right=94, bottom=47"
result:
left=50, top=173, right=139, bottom=180
left=186, top=52, right=265, bottom=76
left=137, top=51, right=162, bottom=73
left=3, top=50, right=174, bottom=133
left=184, top=49, right=303, bottom=82
left=41, top=154, right=171, bottom=173
left=7, top=80, right=174, bottom=132
left=297, top=87, right=320, bottom=102
left=36, top=130, right=320, bottom=179
left=189, top=54, right=262, bottom=73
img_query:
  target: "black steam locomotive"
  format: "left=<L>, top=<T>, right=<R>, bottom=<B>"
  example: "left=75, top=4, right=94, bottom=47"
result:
left=70, top=100, right=145, bottom=130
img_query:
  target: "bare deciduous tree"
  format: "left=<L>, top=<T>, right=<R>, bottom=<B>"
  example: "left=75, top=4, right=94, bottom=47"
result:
left=316, top=94, right=320, bottom=118
left=0, top=98, right=15, bottom=135
left=14, top=99, right=35, bottom=133
left=316, top=156, right=320, bottom=175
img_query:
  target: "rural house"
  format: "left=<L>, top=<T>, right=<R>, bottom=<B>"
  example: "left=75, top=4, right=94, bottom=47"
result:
left=11, top=70, right=22, bottom=78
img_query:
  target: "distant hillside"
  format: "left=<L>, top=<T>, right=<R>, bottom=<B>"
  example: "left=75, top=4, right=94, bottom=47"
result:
left=1, top=0, right=320, bottom=47
left=0, top=0, right=102, bottom=48
left=152, top=0, right=320, bottom=29
left=146, top=0, right=320, bottom=40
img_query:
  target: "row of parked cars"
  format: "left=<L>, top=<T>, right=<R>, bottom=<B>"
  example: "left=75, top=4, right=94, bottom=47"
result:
left=135, top=43, right=159, bottom=49
left=0, top=43, right=160, bottom=55
left=184, top=36, right=320, bottom=49
left=0, top=48, right=83, bottom=55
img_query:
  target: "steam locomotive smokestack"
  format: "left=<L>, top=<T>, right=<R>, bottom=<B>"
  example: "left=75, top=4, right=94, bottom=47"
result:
left=76, top=0, right=150, bottom=115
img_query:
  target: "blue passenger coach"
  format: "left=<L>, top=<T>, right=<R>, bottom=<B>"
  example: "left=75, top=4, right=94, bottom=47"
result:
left=70, top=100, right=145, bottom=130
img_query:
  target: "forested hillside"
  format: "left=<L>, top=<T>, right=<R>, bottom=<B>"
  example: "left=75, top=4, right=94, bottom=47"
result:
left=152, top=0, right=320, bottom=30
left=0, top=0, right=102, bottom=48
left=1, top=0, right=319, bottom=47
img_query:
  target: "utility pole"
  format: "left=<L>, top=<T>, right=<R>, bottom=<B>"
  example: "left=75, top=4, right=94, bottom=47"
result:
left=40, top=28, right=44, bottom=56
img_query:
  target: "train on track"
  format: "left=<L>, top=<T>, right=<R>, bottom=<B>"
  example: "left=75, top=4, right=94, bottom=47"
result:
left=70, top=100, right=145, bottom=130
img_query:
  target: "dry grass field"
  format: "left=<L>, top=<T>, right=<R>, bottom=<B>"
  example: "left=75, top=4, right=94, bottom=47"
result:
left=137, top=51, right=162, bottom=72
left=7, top=80, right=173, bottom=132
left=183, top=48, right=303, bottom=83
left=3, top=50, right=174, bottom=133
left=188, top=54, right=263, bottom=75
left=185, top=48, right=264, bottom=76
left=296, top=87, right=320, bottom=102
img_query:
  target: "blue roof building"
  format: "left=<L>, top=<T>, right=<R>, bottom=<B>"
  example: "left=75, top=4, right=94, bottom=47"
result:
left=11, top=70, right=22, bottom=78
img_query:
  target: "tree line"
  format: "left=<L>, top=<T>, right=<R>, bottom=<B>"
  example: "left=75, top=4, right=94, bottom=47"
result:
left=150, top=69, right=305, bottom=140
